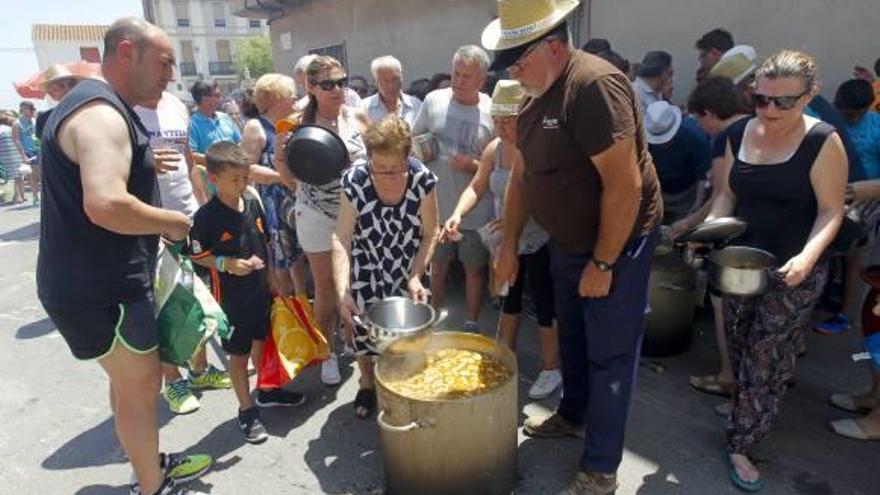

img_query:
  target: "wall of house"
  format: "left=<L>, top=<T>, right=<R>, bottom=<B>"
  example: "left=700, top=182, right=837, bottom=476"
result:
left=34, top=41, right=103, bottom=71
left=590, top=0, right=878, bottom=103
left=268, top=0, right=517, bottom=85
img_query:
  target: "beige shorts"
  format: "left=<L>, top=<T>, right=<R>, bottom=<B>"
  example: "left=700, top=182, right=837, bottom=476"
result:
left=295, top=202, right=337, bottom=253
left=434, top=229, right=490, bottom=268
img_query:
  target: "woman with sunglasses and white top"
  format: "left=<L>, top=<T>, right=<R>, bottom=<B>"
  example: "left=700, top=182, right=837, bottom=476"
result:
left=277, top=55, right=368, bottom=386
left=332, top=115, right=439, bottom=418
left=706, top=50, right=847, bottom=492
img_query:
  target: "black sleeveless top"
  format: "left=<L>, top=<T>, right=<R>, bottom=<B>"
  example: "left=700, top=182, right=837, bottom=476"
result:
left=728, top=118, right=835, bottom=263
left=37, top=79, right=160, bottom=309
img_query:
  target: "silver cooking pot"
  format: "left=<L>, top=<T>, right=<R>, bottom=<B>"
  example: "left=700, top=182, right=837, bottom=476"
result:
left=709, top=246, right=777, bottom=297
left=352, top=297, right=447, bottom=354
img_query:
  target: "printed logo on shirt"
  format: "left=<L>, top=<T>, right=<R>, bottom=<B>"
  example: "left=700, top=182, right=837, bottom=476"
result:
left=220, top=231, right=235, bottom=242
left=542, top=116, right=560, bottom=129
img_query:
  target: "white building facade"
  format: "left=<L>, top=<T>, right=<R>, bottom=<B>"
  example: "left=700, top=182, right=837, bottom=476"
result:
left=32, top=24, right=107, bottom=71
left=143, top=0, right=269, bottom=102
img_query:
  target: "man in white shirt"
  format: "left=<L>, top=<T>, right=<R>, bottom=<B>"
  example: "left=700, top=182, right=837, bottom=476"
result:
left=135, top=91, right=232, bottom=415
left=633, top=51, right=674, bottom=112
left=362, top=55, right=422, bottom=125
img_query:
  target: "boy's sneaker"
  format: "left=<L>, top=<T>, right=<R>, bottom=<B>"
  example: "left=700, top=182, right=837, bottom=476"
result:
left=163, top=379, right=200, bottom=415
left=129, top=452, right=213, bottom=494
left=528, top=369, right=563, bottom=400
left=146, top=477, right=209, bottom=495
left=814, top=314, right=850, bottom=335
left=321, top=354, right=341, bottom=386
left=238, top=407, right=269, bottom=444
left=189, top=364, right=232, bottom=390
left=255, top=388, right=307, bottom=408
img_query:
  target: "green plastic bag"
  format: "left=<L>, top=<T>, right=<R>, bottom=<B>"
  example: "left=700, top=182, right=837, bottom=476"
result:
left=154, top=243, right=231, bottom=366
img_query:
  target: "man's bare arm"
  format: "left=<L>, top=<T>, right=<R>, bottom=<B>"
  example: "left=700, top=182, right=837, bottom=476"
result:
left=591, top=136, right=643, bottom=264
left=60, top=101, right=190, bottom=238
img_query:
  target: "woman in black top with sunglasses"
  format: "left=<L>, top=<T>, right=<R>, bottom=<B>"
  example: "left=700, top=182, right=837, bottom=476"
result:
left=706, top=50, right=847, bottom=492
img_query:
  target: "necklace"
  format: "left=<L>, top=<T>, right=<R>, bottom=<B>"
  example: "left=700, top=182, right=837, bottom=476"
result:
left=316, top=112, right=339, bottom=129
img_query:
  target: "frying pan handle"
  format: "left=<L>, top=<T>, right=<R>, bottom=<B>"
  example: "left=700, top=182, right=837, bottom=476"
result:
left=377, top=410, right=433, bottom=433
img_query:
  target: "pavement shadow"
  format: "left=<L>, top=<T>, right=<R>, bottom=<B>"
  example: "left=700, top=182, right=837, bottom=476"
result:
left=15, top=317, right=55, bottom=339
left=0, top=221, right=39, bottom=242
left=304, top=402, right=383, bottom=495
left=43, top=409, right=175, bottom=470
left=75, top=484, right=126, bottom=495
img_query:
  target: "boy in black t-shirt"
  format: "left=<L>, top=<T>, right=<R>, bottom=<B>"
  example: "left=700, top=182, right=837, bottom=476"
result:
left=189, top=141, right=305, bottom=444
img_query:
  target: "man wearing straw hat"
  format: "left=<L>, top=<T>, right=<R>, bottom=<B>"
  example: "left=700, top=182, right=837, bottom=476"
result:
left=484, top=1, right=663, bottom=493
left=34, top=65, right=86, bottom=137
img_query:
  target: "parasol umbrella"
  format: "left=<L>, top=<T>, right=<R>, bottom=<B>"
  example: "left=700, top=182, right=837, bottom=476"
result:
left=13, top=61, right=102, bottom=99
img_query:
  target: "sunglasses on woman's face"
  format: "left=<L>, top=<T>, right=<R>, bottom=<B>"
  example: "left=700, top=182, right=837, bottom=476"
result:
left=751, top=90, right=809, bottom=110
left=312, top=77, right=349, bottom=91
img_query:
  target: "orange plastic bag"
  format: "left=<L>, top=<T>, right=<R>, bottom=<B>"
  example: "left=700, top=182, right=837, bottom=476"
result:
left=258, top=296, right=329, bottom=389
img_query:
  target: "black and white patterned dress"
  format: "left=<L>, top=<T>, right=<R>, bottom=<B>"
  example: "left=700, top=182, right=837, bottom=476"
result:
left=341, top=157, right=437, bottom=354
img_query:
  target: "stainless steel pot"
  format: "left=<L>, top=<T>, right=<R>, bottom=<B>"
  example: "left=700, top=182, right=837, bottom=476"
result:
left=352, top=297, right=447, bottom=354
left=375, top=332, right=518, bottom=495
left=709, top=246, right=777, bottom=296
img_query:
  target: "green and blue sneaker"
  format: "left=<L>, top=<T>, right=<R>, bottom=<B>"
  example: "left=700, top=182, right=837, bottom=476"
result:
left=189, top=364, right=232, bottom=390
left=163, top=378, right=200, bottom=415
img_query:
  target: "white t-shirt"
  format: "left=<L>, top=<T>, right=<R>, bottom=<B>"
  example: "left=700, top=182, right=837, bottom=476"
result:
left=135, top=92, right=200, bottom=218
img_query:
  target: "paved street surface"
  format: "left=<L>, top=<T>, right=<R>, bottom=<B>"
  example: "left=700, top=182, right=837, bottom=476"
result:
left=1, top=203, right=878, bottom=494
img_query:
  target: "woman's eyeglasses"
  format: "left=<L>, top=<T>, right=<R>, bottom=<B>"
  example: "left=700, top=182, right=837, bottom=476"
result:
left=312, top=77, right=349, bottom=91
left=751, top=90, right=809, bottom=110
left=367, top=162, right=408, bottom=178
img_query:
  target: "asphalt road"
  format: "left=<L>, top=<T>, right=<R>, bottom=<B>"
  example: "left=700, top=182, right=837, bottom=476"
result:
left=1, top=203, right=878, bottom=494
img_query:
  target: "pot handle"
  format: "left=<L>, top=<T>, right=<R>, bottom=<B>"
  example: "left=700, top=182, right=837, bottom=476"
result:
left=377, top=410, right=432, bottom=433
left=656, top=282, right=695, bottom=292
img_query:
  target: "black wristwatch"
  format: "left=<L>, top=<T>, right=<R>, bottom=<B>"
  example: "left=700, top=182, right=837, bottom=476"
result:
left=591, top=257, right=616, bottom=272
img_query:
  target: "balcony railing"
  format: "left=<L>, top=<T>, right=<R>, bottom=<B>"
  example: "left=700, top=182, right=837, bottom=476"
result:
left=209, top=61, right=235, bottom=76
left=179, top=62, right=197, bottom=77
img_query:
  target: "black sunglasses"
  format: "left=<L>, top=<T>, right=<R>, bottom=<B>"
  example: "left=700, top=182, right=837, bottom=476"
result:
left=311, top=77, right=349, bottom=91
left=751, top=90, right=809, bottom=110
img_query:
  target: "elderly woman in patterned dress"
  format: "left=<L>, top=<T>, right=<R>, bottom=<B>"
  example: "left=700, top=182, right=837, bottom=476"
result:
left=331, top=115, right=440, bottom=419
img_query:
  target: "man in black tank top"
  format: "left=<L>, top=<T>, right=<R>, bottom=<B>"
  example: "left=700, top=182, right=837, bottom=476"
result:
left=36, top=18, right=210, bottom=495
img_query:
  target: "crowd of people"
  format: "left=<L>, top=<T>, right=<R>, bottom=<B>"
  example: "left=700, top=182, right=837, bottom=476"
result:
left=19, top=0, right=880, bottom=493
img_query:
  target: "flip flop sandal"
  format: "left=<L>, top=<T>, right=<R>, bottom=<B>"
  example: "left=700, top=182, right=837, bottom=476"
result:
left=354, top=388, right=377, bottom=420
left=829, top=394, right=875, bottom=414
left=723, top=451, right=764, bottom=492
left=690, top=374, right=734, bottom=397
left=829, top=418, right=880, bottom=441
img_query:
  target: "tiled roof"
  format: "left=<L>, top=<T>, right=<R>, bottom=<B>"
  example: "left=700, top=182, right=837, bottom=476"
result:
left=32, top=24, right=109, bottom=43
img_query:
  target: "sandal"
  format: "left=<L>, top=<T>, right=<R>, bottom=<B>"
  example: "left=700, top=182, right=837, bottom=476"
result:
left=354, top=388, right=377, bottom=420
left=724, top=451, right=764, bottom=492
left=690, top=373, right=734, bottom=397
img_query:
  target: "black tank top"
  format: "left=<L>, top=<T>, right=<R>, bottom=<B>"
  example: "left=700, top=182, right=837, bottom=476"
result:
left=728, top=118, right=835, bottom=263
left=37, top=79, right=160, bottom=309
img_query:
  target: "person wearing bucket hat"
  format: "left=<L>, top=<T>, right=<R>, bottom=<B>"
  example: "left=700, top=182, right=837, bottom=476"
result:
left=710, top=45, right=758, bottom=85
left=483, top=2, right=663, bottom=493
left=442, top=80, right=562, bottom=400
left=644, top=101, right=711, bottom=224
left=410, top=45, right=495, bottom=333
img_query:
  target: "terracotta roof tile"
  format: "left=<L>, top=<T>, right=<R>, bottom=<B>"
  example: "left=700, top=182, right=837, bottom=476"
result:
left=32, top=24, right=109, bottom=43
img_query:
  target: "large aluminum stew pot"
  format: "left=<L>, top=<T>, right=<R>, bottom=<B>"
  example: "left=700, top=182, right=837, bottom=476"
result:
left=283, top=124, right=350, bottom=185
left=352, top=297, right=447, bottom=354
left=709, top=246, right=777, bottom=297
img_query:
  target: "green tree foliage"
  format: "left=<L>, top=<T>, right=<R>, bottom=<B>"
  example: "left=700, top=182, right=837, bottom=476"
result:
left=234, top=35, right=273, bottom=81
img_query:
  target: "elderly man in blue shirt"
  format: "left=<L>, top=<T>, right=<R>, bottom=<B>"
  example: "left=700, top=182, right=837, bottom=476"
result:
left=188, top=80, right=241, bottom=164
left=362, top=55, right=422, bottom=126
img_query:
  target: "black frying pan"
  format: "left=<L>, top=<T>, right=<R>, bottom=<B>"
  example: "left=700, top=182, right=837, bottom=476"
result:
left=283, top=124, right=350, bottom=185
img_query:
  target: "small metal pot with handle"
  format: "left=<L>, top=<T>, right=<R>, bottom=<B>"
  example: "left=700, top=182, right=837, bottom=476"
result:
left=352, top=297, right=447, bottom=354
left=709, top=246, right=777, bottom=297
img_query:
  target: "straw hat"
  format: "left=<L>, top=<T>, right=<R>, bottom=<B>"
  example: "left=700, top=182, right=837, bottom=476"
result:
left=710, top=45, right=758, bottom=84
left=39, top=64, right=83, bottom=91
left=482, top=0, right=581, bottom=51
left=644, top=101, right=682, bottom=145
left=491, top=80, right=526, bottom=116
